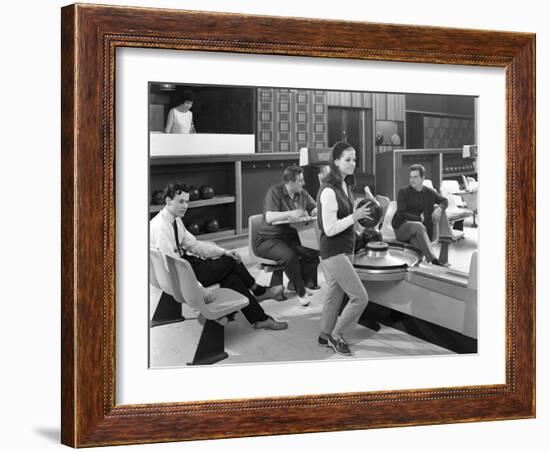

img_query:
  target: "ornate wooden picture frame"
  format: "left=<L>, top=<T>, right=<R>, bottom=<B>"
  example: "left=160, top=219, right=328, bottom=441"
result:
left=61, top=3, right=535, bottom=447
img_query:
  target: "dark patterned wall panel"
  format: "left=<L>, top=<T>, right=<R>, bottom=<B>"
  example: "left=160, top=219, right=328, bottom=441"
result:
left=257, top=88, right=328, bottom=153
left=423, top=116, right=475, bottom=149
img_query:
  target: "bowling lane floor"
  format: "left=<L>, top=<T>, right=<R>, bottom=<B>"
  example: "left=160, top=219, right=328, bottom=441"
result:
left=149, top=220, right=477, bottom=368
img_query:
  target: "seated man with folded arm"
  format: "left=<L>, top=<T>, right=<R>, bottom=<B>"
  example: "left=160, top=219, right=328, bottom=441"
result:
left=255, top=166, right=320, bottom=306
left=150, top=182, right=287, bottom=331
left=392, top=164, right=448, bottom=266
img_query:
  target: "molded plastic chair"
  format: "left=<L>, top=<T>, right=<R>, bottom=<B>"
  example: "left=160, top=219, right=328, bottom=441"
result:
left=164, top=254, right=249, bottom=365
left=375, top=195, right=390, bottom=229
left=459, top=176, right=478, bottom=227
left=149, top=248, right=186, bottom=327
left=441, top=179, right=460, bottom=194
left=150, top=248, right=175, bottom=295
left=441, top=179, right=466, bottom=207
left=380, top=201, right=398, bottom=242
left=248, top=214, right=287, bottom=299
left=437, top=194, right=474, bottom=263
left=442, top=193, right=474, bottom=233
left=149, top=251, right=161, bottom=292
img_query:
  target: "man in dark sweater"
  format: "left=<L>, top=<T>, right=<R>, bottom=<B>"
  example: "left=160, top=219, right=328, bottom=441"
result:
left=392, top=164, right=448, bottom=266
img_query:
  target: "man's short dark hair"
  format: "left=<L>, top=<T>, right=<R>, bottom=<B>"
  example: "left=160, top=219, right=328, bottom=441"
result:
left=409, top=164, right=426, bottom=178
left=163, top=182, right=190, bottom=202
left=283, top=165, right=304, bottom=183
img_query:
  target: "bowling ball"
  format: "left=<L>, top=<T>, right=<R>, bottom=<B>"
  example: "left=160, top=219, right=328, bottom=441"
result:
left=188, top=186, right=200, bottom=201
left=199, top=185, right=215, bottom=199
left=356, top=198, right=383, bottom=228
left=186, top=221, right=201, bottom=235
left=204, top=219, right=220, bottom=233
left=151, top=190, right=165, bottom=205
left=361, top=227, right=382, bottom=244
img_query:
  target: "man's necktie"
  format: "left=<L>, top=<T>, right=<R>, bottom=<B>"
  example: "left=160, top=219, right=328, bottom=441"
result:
left=172, top=220, right=186, bottom=258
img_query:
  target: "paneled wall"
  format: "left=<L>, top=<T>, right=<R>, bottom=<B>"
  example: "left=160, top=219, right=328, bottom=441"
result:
left=326, top=91, right=373, bottom=108
left=257, top=89, right=328, bottom=153
left=423, top=116, right=475, bottom=149
left=374, top=93, right=406, bottom=121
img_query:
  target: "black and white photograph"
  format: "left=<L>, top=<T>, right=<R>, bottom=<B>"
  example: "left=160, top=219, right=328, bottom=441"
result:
left=148, top=83, right=479, bottom=367
left=4, top=0, right=545, bottom=450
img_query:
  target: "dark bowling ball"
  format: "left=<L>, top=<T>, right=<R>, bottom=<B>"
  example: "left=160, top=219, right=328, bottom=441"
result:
left=189, top=186, right=200, bottom=201
left=151, top=190, right=165, bottom=205
left=361, top=227, right=382, bottom=244
left=199, top=185, right=215, bottom=199
left=204, top=219, right=220, bottom=233
left=186, top=221, right=201, bottom=235
left=356, top=198, right=383, bottom=228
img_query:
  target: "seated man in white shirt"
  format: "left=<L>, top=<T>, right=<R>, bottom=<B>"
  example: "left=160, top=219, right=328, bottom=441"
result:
left=150, top=183, right=287, bottom=331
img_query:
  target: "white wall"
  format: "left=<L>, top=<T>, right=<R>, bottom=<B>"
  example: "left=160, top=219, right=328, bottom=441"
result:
left=1, top=1, right=546, bottom=451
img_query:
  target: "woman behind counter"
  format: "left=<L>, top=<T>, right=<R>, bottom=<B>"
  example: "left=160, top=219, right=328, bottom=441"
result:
left=316, top=141, right=379, bottom=356
left=165, top=90, right=196, bottom=134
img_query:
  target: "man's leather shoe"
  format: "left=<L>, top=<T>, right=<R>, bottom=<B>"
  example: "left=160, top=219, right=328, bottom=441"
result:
left=254, top=316, right=288, bottom=330
left=288, top=282, right=320, bottom=291
left=256, top=285, right=284, bottom=302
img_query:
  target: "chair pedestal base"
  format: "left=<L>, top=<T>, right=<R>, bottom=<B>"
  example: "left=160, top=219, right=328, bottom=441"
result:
left=438, top=241, right=450, bottom=265
left=188, top=318, right=229, bottom=366
left=150, top=292, right=185, bottom=328
left=259, top=267, right=287, bottom=301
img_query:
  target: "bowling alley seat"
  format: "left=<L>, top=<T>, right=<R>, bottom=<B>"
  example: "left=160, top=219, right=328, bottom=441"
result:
left=164, top=254, right=249, bottom=365
left=248, top=214, right=287, bottom=300
left=440, top=179, right=475, bottom=238
left=441, top=179, right=466, bottom=207
left=149, top=248, right=186, bottom=327
left=423, top=179, right=434, bottom=189
left=461, top=176, right=478, bottom=227
left=375, top=195, right=390, bottom=228
left=150, top=248, right=220, bottom=326
left=435, top=194, right=474, bottom=265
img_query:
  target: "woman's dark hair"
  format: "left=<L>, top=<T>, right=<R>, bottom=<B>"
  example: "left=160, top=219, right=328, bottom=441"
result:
left=324, top=141, right=355, bottom=186
left=180, top=89, right=194, bottom=104
left=163, top=182, right=190, bottom=202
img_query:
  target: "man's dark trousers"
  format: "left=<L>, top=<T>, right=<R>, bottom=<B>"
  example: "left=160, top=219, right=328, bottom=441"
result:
left=184, top=255, right=266, bottom=323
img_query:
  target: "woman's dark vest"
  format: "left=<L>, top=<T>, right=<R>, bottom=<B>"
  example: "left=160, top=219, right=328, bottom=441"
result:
left=317, top=182, right=355, bottom=259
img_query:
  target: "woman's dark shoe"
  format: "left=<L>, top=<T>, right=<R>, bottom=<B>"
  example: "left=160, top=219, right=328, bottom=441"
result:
left=327, top=335, right=352, bottom=356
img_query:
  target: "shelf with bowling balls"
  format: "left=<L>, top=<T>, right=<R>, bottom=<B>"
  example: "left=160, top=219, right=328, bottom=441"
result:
left=184, top=224, right=236, bottom=241
left=149, top=185, right=236, bottom=240
left=149, top=189, right=235, bottom=213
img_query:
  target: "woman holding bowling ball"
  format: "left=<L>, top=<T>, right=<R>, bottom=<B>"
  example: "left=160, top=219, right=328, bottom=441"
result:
left=316, top=142, right=379, bottom=356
